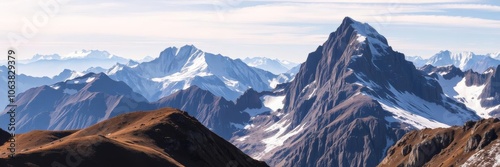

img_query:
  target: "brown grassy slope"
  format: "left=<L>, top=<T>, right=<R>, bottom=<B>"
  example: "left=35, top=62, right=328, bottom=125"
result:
left=379, top=118, right=500, bottom=167
left=0, top=108, right=268, bottom=167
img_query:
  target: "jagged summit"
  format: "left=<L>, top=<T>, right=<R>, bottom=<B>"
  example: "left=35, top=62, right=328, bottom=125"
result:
left=341, top=17, right=389, bottom=46
left=109, top=44, right=282, bottom=101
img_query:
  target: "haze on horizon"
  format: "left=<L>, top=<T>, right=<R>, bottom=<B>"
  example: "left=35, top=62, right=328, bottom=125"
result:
left=1, top=0, right=499, bottom=62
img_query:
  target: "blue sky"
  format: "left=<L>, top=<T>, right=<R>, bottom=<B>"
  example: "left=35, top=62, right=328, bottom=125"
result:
left=1, top=0, right=499, bottom=62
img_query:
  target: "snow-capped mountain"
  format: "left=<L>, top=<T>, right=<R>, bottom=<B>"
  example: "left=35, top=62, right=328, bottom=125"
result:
left=421, top=65, right=500, bottom=118
left=231, top=17, right=479, bottom=167
left=0, top=73, right=150, bottom=133
left=406, top=56, right=427, bottom=67
left=20, top=50, right=130, bottom=77
left=408, top=51, right=500, bottom=73
left=107, top=45, right=284, bottom=101
left=0, top=71, right=256, bottom=140
left=243, top=57, right=299, bottom=74
left=138, top=55, right=155, bottom=62
left=489, top=52, right=500, bottom=60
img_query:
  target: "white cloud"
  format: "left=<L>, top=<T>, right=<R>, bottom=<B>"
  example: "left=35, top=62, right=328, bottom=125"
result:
left=1, top=0, right=499, bottom=62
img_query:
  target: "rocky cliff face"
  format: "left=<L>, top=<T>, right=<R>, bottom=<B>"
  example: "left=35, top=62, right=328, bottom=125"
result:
left=379, top=118, right=500, bottom=167
left=480, top=66, right=500, bottom=110
left=232, top=17, right=478, bottom=167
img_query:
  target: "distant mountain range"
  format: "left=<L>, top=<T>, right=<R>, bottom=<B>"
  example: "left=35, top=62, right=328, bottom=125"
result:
left=19, top=50, right=130, bottom=77
left=407, top=51, right=500, bottom=73
left=242, top=57, right=299, bottom=74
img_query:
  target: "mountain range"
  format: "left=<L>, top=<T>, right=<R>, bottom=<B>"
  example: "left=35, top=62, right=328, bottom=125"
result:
left=407, top=51, right=500, bottom=73
left=0, top=108, right=268, bottom=167
left=0, top=73, right=151, bottom=133
left=1, top=16, right=499, bottom=167
left=106, top=45, right=291, bottom=101
left=19, top=50, right=130, bottom=77
left=0, top=67, right=82, bottom=109
left=0, top=72, right=261, bottom=140
left=242, top=57, right=299, bottom=75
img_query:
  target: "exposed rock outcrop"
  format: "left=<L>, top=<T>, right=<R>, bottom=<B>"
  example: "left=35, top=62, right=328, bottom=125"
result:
left=379, top=118, right=500, bottom=167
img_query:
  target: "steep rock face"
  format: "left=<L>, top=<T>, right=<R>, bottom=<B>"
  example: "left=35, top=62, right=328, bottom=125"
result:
left=232, top=17, right=478, bottom=167
left=0, top=129, right=9, bottom=145
left=379, top=118, right=500, bottom=167
left=480, top=66, right=500, bottom=109
left=0, top=108, right=268, bottom=167
left=406, top=131, right=454, bottom=167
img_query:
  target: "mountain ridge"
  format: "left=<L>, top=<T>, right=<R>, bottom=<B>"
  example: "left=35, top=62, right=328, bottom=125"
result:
left=408, top=50, right=500, bottom=73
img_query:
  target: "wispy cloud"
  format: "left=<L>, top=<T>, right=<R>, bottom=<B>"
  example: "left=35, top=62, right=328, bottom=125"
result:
left=1, top=0, right=499, bottom=62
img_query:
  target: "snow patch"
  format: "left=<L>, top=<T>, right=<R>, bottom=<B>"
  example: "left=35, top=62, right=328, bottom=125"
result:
left=230, top=122, right=245, bottom=129
left=86, top=77, right=96, bottom=83
left=462, top=142, right=500, bottom=167
left=262, top=95, right=286, bottom=111
left=308, top=88, right=317, bottom=100
left=244, top=108, right=271, bottom=117
left=356, top=34, right=366, bottom=43
left=236, top=136, right=249, bottom=142
left=256, top=119, right=308, bottom=159
left=453, top=78, right=495, bottom=118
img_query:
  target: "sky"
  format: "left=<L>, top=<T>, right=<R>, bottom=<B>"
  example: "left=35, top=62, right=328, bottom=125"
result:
left=1, top=0, right=499, bottom=63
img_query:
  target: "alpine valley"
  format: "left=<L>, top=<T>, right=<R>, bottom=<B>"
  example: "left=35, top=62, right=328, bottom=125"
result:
left=1, top=17, right=499, bottom=167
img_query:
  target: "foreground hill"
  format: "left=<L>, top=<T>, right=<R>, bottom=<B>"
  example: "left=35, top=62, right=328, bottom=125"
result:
left=379, top=118, right=500, bottom=167
left=0, top=108, right=268, bottom=167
